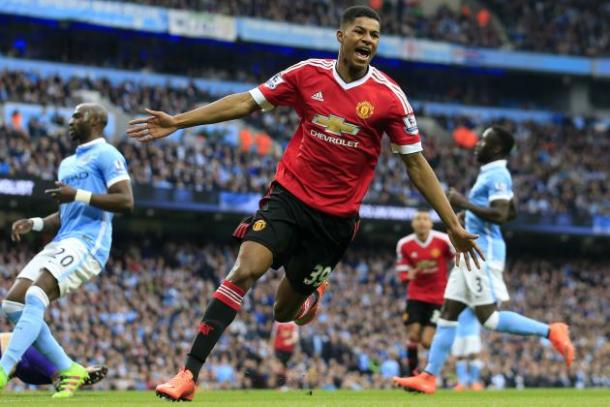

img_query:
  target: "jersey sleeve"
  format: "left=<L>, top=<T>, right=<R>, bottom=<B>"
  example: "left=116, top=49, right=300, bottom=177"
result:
left=249, top=61, right=304, bottom=111
left=487, top=170, right=514, bottom=203
left=384, top=86, right=423, bottom=155
left=98, top=147, right=130, bottom=189
left=395, top=240, right=413, bottom=282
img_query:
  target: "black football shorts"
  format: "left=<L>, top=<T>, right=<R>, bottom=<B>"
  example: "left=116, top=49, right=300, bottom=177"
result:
left=234, top=182, right=359, bottom=296
left=403, top=299, right=442, bottom=327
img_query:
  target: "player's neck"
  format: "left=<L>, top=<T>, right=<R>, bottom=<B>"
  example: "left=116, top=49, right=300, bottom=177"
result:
left=480, top=155, right=505, bottom=167
left=79, top=133, right=103, bottom=146
left=336, top=58, right=368, bottom=83
left=415, top=232, right=429, bottom=243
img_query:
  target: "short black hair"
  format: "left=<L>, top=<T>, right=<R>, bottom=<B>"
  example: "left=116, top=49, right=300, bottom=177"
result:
left=341, top=6, right=381, bottom=28
left=489, top=126, right=515, bottom=156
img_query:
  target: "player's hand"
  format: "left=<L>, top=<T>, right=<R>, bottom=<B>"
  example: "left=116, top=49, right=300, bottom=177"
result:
left=447, top=225, right=484, bottom=271
left=447, top=188, right=469, bottom=209
left=127, top=109, right=178, bottom=142
left=11, top=218, right=33, bottom=242
left=45, top=181, right=77, bottom=203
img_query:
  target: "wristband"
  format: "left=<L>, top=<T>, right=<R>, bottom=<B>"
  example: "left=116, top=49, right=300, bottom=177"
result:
left=75, top=189, right=92, bottom=205
left=30, top=217, right=44, bottom=232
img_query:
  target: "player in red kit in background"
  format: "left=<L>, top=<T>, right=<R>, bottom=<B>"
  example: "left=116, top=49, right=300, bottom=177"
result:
left=271, top=322, right=299, bottom=367
left=396, top=209, right=455, bottom=376
left=270, top=321, right=299, bottom=388
left=127, top=6, right=482, bottom=402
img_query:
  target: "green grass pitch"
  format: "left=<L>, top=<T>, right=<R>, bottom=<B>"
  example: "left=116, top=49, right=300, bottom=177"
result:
left=1, top=389, right=609, bottom=407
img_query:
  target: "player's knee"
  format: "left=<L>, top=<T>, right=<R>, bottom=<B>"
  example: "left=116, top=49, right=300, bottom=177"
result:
left=440, top=309, right=459, bottom=321
left=272, top=303, right=294, bottom=323
left=482, top=311, right=500, bottom=330
left=25, top=286, right=50, bottom=308
left=407, top=333, right=420, bottom=344
left=421, top=337, right=433, bottom=349
left=227, top=263, right=266, bottom=290
left=1, top=299, right=24, bottom=320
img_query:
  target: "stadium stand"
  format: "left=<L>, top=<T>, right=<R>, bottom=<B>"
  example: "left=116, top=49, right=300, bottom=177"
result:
left=1, top=66, right=608, bottom=215
left=118, top=0, right=610, bottom=56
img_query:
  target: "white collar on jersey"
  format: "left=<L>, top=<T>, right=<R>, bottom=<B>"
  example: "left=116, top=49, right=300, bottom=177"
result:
left=332, top=60, right=373, bottom=90
left=414, top=231, right=434, bottom=248
left=480, top=159, right=507, bottom=173
left=76, top=137, right=106, bottom=152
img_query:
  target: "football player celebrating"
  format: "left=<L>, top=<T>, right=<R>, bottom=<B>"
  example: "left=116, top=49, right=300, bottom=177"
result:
left=128, top=6, right=482, bottom=401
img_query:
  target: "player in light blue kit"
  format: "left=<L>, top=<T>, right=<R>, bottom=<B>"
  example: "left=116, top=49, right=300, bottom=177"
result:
left=0, top=103, right=133, bottom=398
left=452, top=307, right=483, bottom=391
left=394, top=126, right=574, bottom=393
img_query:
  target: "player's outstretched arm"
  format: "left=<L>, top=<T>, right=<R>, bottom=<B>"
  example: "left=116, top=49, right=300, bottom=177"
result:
left=11, top=212, right=60, bottom=242
left=45, top=180, right=134, bottom=214
left=447, top=188, right=513, bottom=225
left=127, top=92, right=261, bottom=143
left=400, top=152, right=484, bottom=270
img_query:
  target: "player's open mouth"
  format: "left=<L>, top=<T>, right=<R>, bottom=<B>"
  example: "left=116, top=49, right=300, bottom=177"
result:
left=354, top=47, right=371, bottom=61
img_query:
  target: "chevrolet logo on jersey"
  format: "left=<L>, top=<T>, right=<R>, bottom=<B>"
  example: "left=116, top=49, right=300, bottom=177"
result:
left=312, top=114, right=360, bottom=136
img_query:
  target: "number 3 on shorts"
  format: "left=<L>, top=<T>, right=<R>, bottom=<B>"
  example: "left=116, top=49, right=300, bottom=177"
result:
left=303, top=265, right=331, bottom=287
left=475, top=276, right=483, bottom=293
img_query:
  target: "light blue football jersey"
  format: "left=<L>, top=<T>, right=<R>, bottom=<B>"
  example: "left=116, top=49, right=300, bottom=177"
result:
left=465, top=160, right=513, bottom=267
left=53, top=138, right=130, bottom=267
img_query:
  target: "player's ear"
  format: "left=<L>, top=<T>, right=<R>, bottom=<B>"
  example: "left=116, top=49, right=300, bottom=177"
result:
left=336, top=30, right=344, bottom=45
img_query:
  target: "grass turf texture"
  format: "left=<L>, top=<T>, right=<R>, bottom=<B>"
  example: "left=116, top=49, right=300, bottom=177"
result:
left=0, top=389, right=608, bottom=407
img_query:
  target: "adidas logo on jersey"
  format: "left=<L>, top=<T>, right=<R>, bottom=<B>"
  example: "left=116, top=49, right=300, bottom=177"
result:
left=311, top=91, right=324, bottom=102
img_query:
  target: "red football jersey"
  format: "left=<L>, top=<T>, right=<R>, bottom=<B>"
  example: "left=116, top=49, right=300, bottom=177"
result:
left=250, top=59, right=422, bottom=217
left=273, top=321, right=298, bottom=353
left=395, top=230, right=455, bottom=305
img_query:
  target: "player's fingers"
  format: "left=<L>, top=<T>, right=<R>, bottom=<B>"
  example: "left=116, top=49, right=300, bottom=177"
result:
left=145, top=108, right=163, bottom=116
left=455, top=252, right=461, bottom=268
left=127, top=128, right=151, bottom=140
left=127, top=116, right=154, bottom=126
left=126, top=125, right=149, bottom=136
left=470, top=248, right=481, bottom=270
left=463, top=252, right=472, bottom=272
left=137, top=134, right=154, bottom=143
left=465, top=232, right=479, bottom=241
left=473, top=243, right=485, bottom=262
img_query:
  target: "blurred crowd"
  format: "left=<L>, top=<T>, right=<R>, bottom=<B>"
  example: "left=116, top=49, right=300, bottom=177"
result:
left=0, top=239, right=607, bottom=390
left=1, top=68, right=609, bottom=216
left=119, top=0, right=610, bottom=56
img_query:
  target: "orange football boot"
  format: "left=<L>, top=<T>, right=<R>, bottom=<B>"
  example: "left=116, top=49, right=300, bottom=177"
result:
left=393, top=372, right=437, bottom=394
left=295, top=281, right=329, bottom=326
left=453, top=383, right=467, bottom=392
left=470, top=382, right=484, bottom=391
left=548, top=323, right=575, bottom=367
left=156, top=368, right=196, bottom=402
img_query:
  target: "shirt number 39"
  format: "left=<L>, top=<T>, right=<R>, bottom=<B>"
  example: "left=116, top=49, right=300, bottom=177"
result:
left=303, top=265, right=331, bottom=287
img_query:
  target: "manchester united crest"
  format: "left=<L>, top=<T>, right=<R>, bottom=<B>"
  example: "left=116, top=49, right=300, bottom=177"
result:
left=431, top=248, right=441, bottom=258
left=356, top=101, right=374, bottom=119
left=252, top=220, right=267, bottom=231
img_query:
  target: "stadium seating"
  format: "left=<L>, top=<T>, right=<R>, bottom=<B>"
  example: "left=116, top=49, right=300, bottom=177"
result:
left=118, top=0, right=609, bottom=56
left=1, top=67, right=608, bottom=216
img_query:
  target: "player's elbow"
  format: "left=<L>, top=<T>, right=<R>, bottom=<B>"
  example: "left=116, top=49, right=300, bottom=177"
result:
left=121, top=195, right=135, bottom=214
left=493, top=211, right=510, bottom=225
